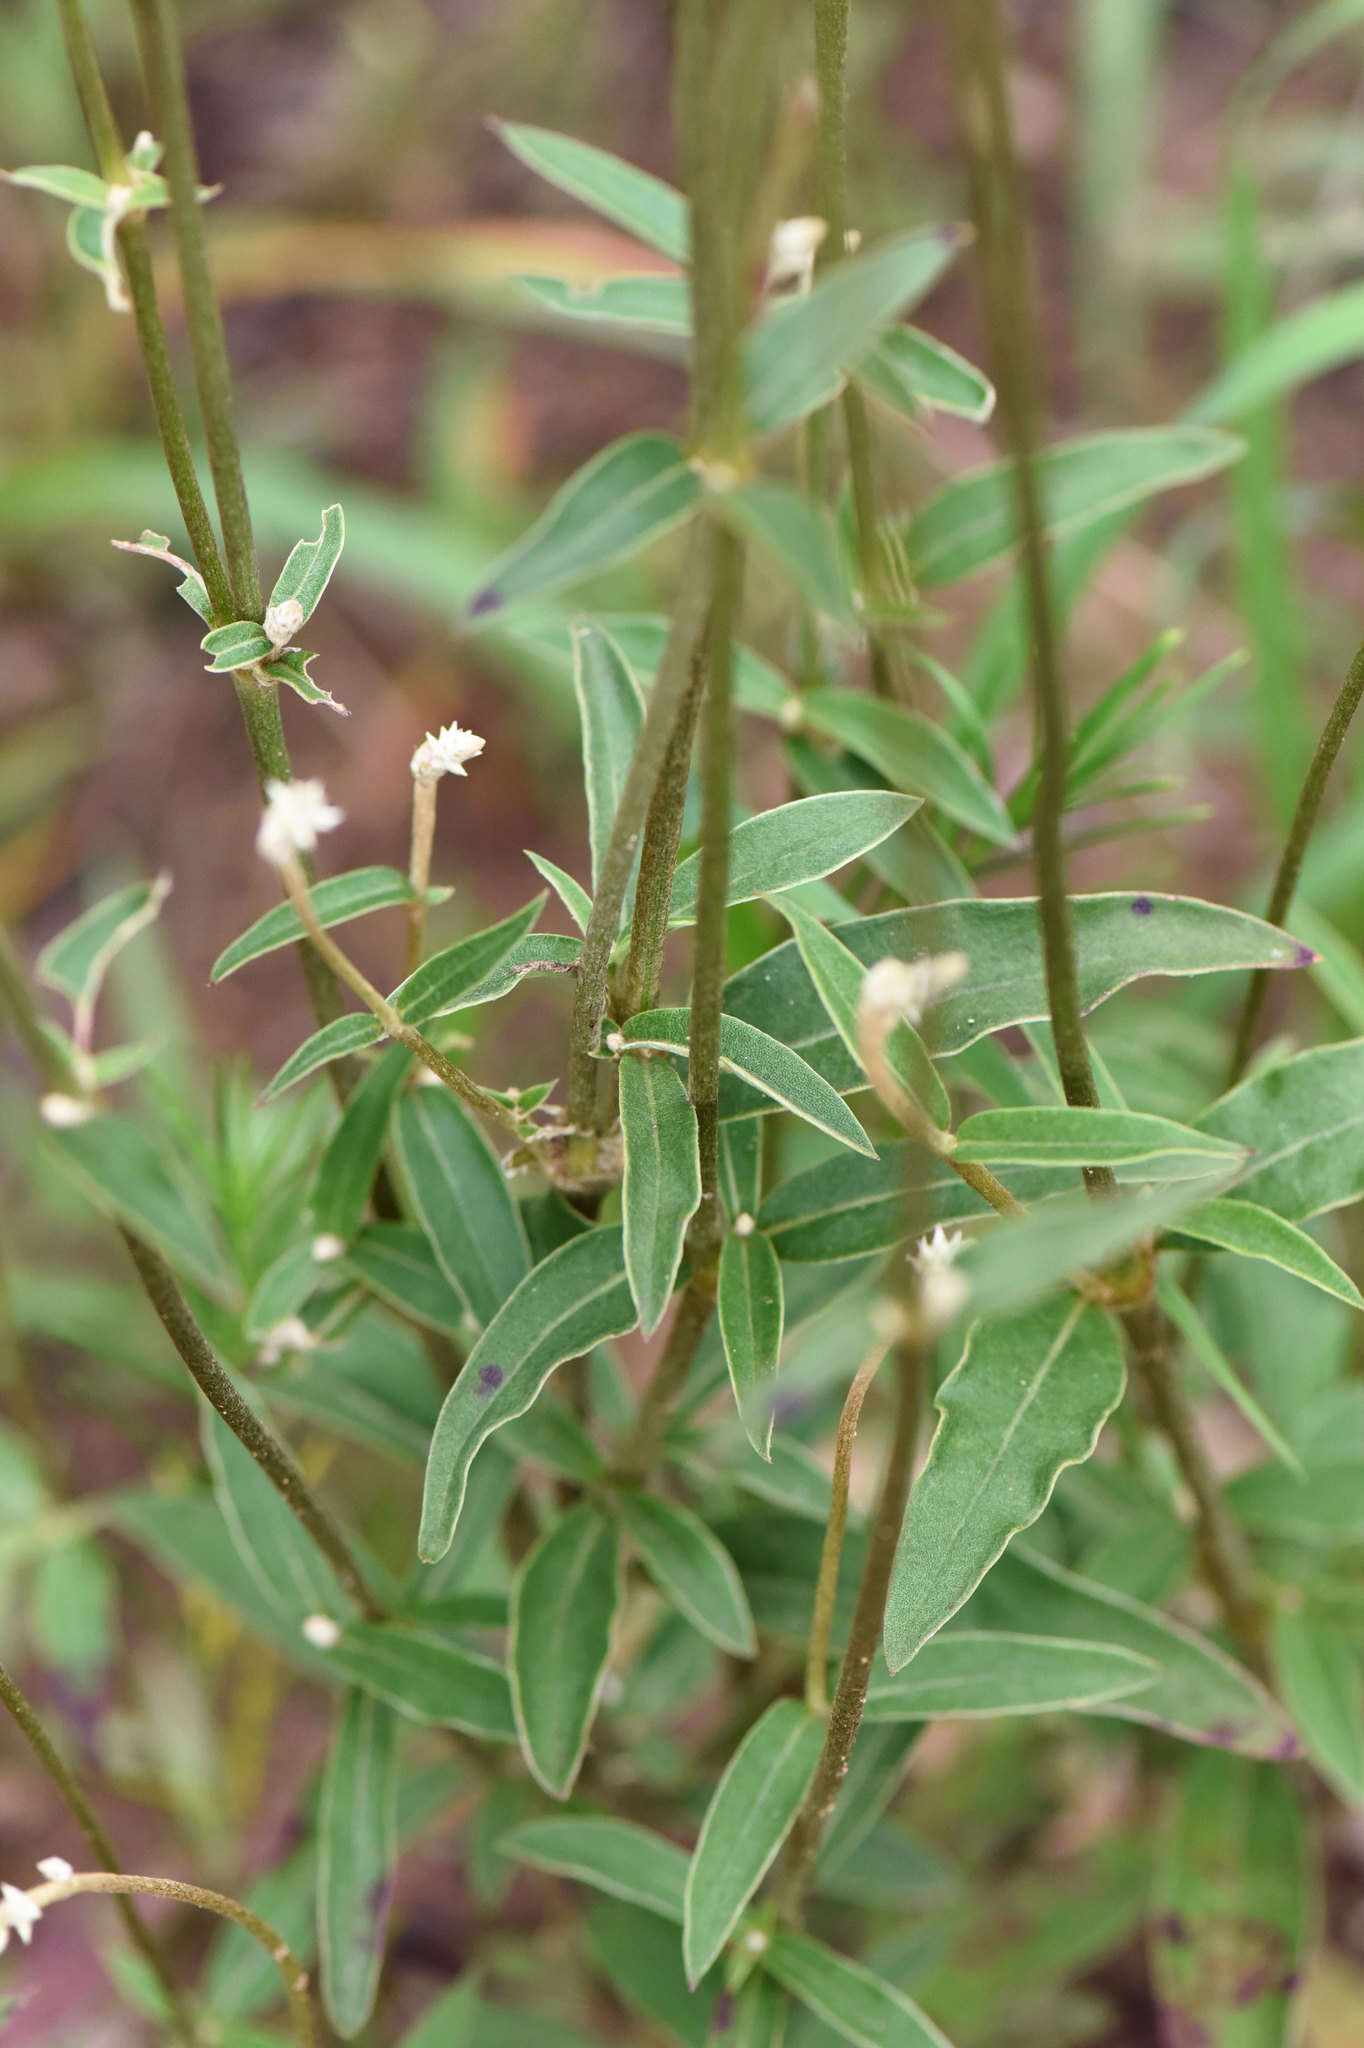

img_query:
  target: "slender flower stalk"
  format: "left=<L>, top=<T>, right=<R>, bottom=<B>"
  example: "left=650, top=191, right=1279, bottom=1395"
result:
left=805, top=1340, right=888, bottom=1716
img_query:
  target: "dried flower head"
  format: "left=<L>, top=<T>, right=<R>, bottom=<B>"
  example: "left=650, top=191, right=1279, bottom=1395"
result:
left=411, top=722, right=486, bottom=783
left=263, top=597, right=305, bottom=649
left=765, top=214, right=828, bottom=294
left=858, top=952, right=969, bottom=1035
left=255, top=778, right=344, bottom=868
left=910, top=1224, right=968, bottom=1329
left=302, top=1613, right=341, bottom=1650
left=257, top=1316, right=321, bottom=1367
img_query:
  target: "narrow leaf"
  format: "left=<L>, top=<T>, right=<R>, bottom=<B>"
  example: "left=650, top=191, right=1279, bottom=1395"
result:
left=721, top=482, right=854, bottom=621
left=525, top=851, right=591, bottom=932
left=516, top=271, right=691, bottom=335
left=619, top=1054, right=701, bottom=1335
left=509, top=1501, right=622, bottom=1797
left=717, top=1227, right=784, bottom=1459
left=617, top=1492, right=755, bottom=1656
left=802, top=689, right=1016, bottom=847
left=621, top=1009, right=875, bottom=1157
left=263, top=1015, right=384, bottom=1099
left=1157, top=1274, right=1305, bottom=1478
left=864, top=1631, right=1158, bottom=1719
left=203, top=1409, right=347, bottom=1624
left=317, top=1689, right=397, bottom=2037
left=587, top=1898, right=719, bottom=2048
left=345, top=1223, right=468, bottom=1336
left=764, top=1930, right=953, bottom=2048
left=1198, top=1039, right=1364, bottom=1220
left=4, top=163, right=110, bottom=207
left=212, top=867, right=425, bottom=981
left=669, top=792, right=919, bottom=927
left=859, top=325, right=995, bottom=422
left=311, top=1044, right=410, bottom=1245
left=201, top=621, right=274, bottom=671
left=36, top=875, right=171, bottom=1007
left=269, top=504, right=345, bottom=625
left=324, top=1621, right=515, bottom=1740
left=492, top=120, right=688, bottom=261
left=953, top=1105, right=1246, bottom=1172
left=394, top=1090, right=529, bottom=1328
left=48, top=1115, right=226, bottom=1293
left=391, top=894, right=546, bottom=1025
left=572, top=622, right=644, bottom=889
left=1271, top=1605, right=1364, bottom=1805
left=499, top=1816, right=689, bottom=1922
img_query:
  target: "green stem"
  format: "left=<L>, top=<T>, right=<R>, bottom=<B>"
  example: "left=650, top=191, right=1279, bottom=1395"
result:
left=948, top=0, right=1113, bottom=1191
left=0, top=1666, right=197, bottom=2045
left=805, top=1341, right=886, bottom=1715
left=129, top=0, right=262, bottom=619
left=619, top=634, right=709, bottom=1021
left=1226, top=635, right=1364, bottom=1087
left=609, top=1281, right=716, bottom=1486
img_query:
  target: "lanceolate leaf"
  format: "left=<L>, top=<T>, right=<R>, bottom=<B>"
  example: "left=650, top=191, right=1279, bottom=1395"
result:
left=264, top=1015, right=384, bottom=1099
left=395, top=1090, right=529, bottom=1328
left=269, top=504, right=345, bottom=625
left=953, top=1106, right=1246, bottom=1173
left=721, top=482, right=854, bottom=622
left=516, top=271, right=691, bottom=335
left=859, top=324, right=995, bottom=422
left=324, top=1621, right=515, bottom=1740
left=37, top=876, right=171, bottom=1007
left=509, top=1501, right=622, bottom=1797
left=391, top=895, right=547, bottom=1026
left=884, top=1298, right=1126, bottom=1672
left=48, top=1115, right=227, bottom=1293
left=621, top=1010, right=875, bottom=1157
left=317, top=1688, right=397, bottom=2037
left=905, top=426, right=1244, bottom=586
left=464, top=433, right=701, bottom=619
left=345, top=1223, right=469, bottom=1336
left=801, top=690, right=1017, bottom=847
left=724, top=893, right=1309, bottom=1073
left=717, top=1227, right=784, bottom=1458
left=492, top=120, right=689, bottom=261
left=1172, top=1196, right=1364, bottom=1309
left=525, top=851, right=591, bottom=931
left=1198, top=1039, right=1364, bottom=1220
left=311, top=1045, right=410, bottom=1245
left=1271, top=1605, right=1364, bottom=1805
left=683, top=1697, right=824, bottom=1985
left=499, top=1816, right=689, bottom=1922
left=1157, top=1275, right=1304, bottom=1477
left=419, top=1227, right=635, bottom=1560
left=668, top=792, right=920, bottom=927
left=201, top=621, right=273, bottom=671
left=617, top=1491, right=756, bottom=1657
left=763, top=1930, right=953, bottom=2048
left=587, top=1898, right=720, bottom=2048
left=572, top=622, right=644, bottom=889
left=619, top=1054, right=701, bottom=1335
left=212, top=868, right=427, bottom=982
left=863, top=1632, right=1158, bottom=1720
left=203, top=1410, right=347, bottom=1625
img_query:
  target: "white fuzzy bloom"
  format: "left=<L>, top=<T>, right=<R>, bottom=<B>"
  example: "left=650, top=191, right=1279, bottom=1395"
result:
left=255, top=778, right=344, bottom=868
left=302, top=1613, right=341, bottom=1650
left=0, top=1882, right=42, bottom=1950
left=36, top=1858, right=74, bottom=1884
left=910, top=1225, right=968, bottom=1329
left=858, top=952, right=969, bottom=1034
left=264, top=597, right=305, bottom=649
left=765, top=215, right=827, bottom=295
left=39, top=1093, right=95, bottom=1128
left=257, top=1316, right=320, bottom=1367
left=604, top=1031, right=626, bottom=1054
left=311, top=1232, right=346, bottom=1264
left=733, top=1213, right=756, bottom=1238
left=410, top=722, right=485, bottom=783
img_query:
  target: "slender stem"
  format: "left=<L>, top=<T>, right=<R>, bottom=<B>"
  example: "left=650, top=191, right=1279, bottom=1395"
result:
left=859, top=1001, right=1026, bottom=1220
left=28, top=1872, right=314, bottom=2046
left=1122, top=1296, right=1266, bottom=1668
left=805, top=1342, right=886, bottom=1715
left=0, top=1666, right=197, bottom=2045
left=1226, top=634, right=1364, bottom=1087
left=609, top=1282, right=716, bottom=1486
left=948, top=0, right=1113, bottom=1191
left=619, top=636, right=709, bottom=1020
left=406, top=777, right=438, bottom=976
left=129, top=0, right=262, bottom=619
left=772, top=1333, right=921, bottom=1919
left=121, top=1229, right=386, bottom=1623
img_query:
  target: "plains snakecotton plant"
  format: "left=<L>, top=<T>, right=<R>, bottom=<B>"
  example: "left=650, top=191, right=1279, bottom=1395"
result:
left=4, top=0, right=1364, bottom=2043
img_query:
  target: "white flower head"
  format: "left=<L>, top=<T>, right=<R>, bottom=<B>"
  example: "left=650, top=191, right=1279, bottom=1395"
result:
left=912, top=1224, right=965, bottom=1271
left=765, top=214, right=828, bottom=295
left=858, top=951, right=969, bottom=1035
left=302, top=1613, right=341, bottom=1650
left=257, top=1316, right=320, bottom=1367
left=733, top=1212, right=757, bottom=1238
left=0, top=1881, right=42, bottom=1950
left=910, top=1225, right=968, bottom=1330
left=411, top=721, right=485, bottom=784
left=36, top=1858, right=73, bottom=1884
left=39, top=1093, right=95, bottom=1129
left=255, top=778, right=344, bottom=868
left=311, top=1232, right=346, bottom=1264
left=263, top=597, right=305, bottom=649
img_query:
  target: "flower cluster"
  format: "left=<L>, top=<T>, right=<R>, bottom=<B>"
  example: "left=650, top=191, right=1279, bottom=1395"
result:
left=410, top=721, right=486, bottom=784
left=0, top=1857, right=73, bottom=1955
left=858, top=951, right=970, bottom=1036
left=255, top=778, right=345, bottom=869
left=910, top=1224, right=968, bottom=1329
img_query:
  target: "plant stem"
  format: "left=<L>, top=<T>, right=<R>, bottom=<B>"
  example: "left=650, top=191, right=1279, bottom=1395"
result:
left=120, top=1229, right=386, bottom=1623
left=805, top=1341, right=886, bottom=1716
left=619, top=636, right=709, bottom=1020
left=772, top=1333, right=921, bottom=1919
left=29, top=1871, right=314, bottom=2046
left=0, top=1665, right=197, bottom=2044
left=129, top=0, right=262, bottom=620
left=948, top=0, right=1113, bottom=1191
left=858, top=1002, right=1026, bottom=1220
left=609, top=1281, right=716, bottom=1486
left=1226, top=634, right=1364, bottom=1087
left=406, top=776, right=438, bottom=975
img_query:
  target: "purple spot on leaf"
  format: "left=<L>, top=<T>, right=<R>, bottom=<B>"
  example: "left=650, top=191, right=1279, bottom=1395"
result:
left=1279, top=1971, right=1303, bottom=1995
left=1204, top=1720, right=1238, bottom=1749
left=1272, top=1730, right=1301, bottom=1760
left=468, top=587, right=502, bottom=617
left=772, top=1392, right=809, bottom=1424
left=1295, top=944, right=1316, bottom=967
left=1234, top=1967, right=1273, bottom=2007
left=712, top=1992, right=735, bottom=2032
left=477, top=1364, right=505, bottom=1395
left=1154, top=1914, right=1189, bottom=1944
left=1132, top=895, right=1154, bottom=916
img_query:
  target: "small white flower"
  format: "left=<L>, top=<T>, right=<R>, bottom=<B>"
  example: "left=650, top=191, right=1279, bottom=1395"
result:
left=410, top=722, right=486, bottom=784
left=36, top=1857, right=73, bottom=1884
left=733, top=1213, right=757, bottom=1238
left=311, top=1232, right=346, bottom=1264
left=911, top=1224, right=965, bottom=1271
left=910, top=1226, right=968, bottom=1329
left=765, top=214, right=827, bottom=295
left=858, top=952, right=969, bottom=1034
left=741, top=1926, right=771, bottom=1956
left=777, top=696, right=804, bottom=732
left=301, top=1614, right=341, bottom=1650
left=39, top=1093, right=95, bottom=1128
left=255, top=778, right=344, bottom=868
left=1, top=1881, right=42, bottom=1947
left=604, top=1031, right=626, bottom=1054
left=257, top=1316, right=320, bottom=1367
left=264, top=597, right=305, bottom=649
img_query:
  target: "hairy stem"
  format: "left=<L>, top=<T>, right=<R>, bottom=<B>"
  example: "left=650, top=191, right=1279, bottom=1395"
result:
left=948, top=0, right=1113, bottom=1190
left=805, top=1342, right=887, bottom=1715
left=406, top=776, right=438, bottom=976
left=1226, top=635, right=1364, bottom=1086
left=610, top=1282, right=716, bottom=1486
left=619, top=635, right=709, bottom=1020
left=0, top=1667, right=197, bottom=2044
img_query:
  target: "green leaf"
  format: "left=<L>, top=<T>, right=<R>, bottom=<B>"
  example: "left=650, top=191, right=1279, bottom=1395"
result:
left=392, top=895, right=547, bottom=1026
left=211, top=867, right=428, bottom=981
left=619, top=1053, right=701, bottom=1336
left=498, top=1815, right=689, bottom=1922
left=466, top=433, right=700, bottom=618
left=763, top=1930, right=952, bottom=2048
left=724, top=893, right=1308, bottom=1072
left=1191, top=279, right=1364, bottom=423
left=516, top=271, right=691, bottom=335
left=884, top=1299, right=1126, bottom=1672
left=669, top=792, right=919, bottom=928
left=4, top=162, right=111, bottom=207
left=48, top=1114, right=227, bottom=1293
left=906, top=426, right=1244, bottom=586
left=1271, top=1604, right=1364, bottom=1805
left=399, top=1980, right=481, bottom=2048
left=772, top=895, right=949, bottom=1127
left=621, top=1010, right=874, bottom=1157
left=1150, top=1754, right=1307, bottom=2048
left=311, top=1045, right=410, bottom=1245
left=317, top=1688, right=397, bottom=2037
left=864, top=1631, right=1158, bottom=1719
left=1172, top=1196, right=1363, bottom=1310
left=1198, top=1039, right=1364, bottom=1220
left=394, top=1090, right=529, bottom=1328
left=721, top=481, right=854, bottom=622
left=572, top=622, right=644, bottom=889
left=345, top=1222, right=475, bottom=1337
left=683, top=1697, right=823, bottom=1985
left=507, top=612, right=789, bottom=720
left=111, top=530, right=213, bottom=622
left=724, top=1976, right=788, bottom=2048
left=953, top=1106, right=1245, bottom=1173
left=617, top=1491, right=755, bottom=1657
left=203, top=1409, right=347, bottom=1624
left=36, top=875, right=171, bottom=1009
left=525, top=851, right=591, bottom=932
left=261, top=646, right=347, bottom=715
left=65, top=203, right=110, bottom=285
left=509, top=1500, right=622, bottom=1797
left=499, top=1393, right=603, bottom=1483
left=744, top=227, right=964, bottom=436
left=719, top=1117, right=762, bottom=1219
left=324, top=1621, right=515, bottom=1740
left=201, top=620, right=274, bottom=672
left=717, top=1227, right=784, bottom=1459
left=263, top=1014, right=385, bottom=1099
left=859, top=325, right=995, bottom=423
left=492, top=120, right=688, bottom=262
left=29, top=1540, right=115, bottom=1692
left=268, top=504, right=345, bottom=626
left=1156, top=1275, right=1304, bottom=1478
left=965, top=1548, right=1297, bottom=1758
left=587, top=1898, right=719, bottom=2048
left=419, top=1227, right=635, bottom=1560
left=801, top=689, right=1016, bottom=847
